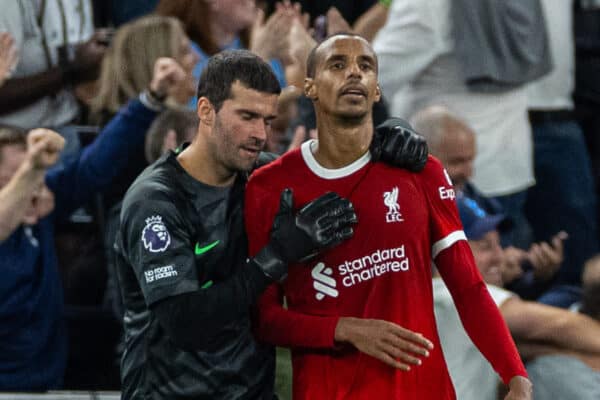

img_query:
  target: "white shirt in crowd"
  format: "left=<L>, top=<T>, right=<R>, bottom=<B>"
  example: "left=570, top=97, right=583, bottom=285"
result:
left=0, top=0, right=93, bottom=129
left=433, top=277, right=514, bottom=400
left=526, top=0, right=575, bottom=111
left=373, top=0, right=534, bottom=197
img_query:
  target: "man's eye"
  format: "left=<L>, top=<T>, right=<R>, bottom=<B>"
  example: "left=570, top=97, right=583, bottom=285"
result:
left=332, top=62, right=344, bottom=69
left=360, top=63, right=373, bottom=71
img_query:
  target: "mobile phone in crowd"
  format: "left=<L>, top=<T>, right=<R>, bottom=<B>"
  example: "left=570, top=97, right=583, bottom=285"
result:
left=313, top=15, right=327, bottom=43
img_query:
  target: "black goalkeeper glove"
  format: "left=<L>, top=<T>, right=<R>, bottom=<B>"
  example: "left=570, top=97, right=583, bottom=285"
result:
left=252, top=189, right=357, bottom=282
left=371, top=117, right=428, bottom=172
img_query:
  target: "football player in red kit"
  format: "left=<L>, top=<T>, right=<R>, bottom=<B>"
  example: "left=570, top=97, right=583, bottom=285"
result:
left=244, top=33, right=532, bottom=400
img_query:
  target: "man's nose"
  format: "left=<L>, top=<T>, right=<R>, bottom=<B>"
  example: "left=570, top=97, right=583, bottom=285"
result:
left=252, top=120, right=268, bottom=141
left=347, top=62, right=362, bottom=78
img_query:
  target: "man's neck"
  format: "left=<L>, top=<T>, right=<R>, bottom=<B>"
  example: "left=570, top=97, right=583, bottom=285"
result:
left=177, top=139, right=236, bottom=187
left=312, top=113, right=373, bottom=169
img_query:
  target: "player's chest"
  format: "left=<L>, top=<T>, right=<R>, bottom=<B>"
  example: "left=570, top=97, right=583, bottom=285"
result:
left=188, top=197, right=246, bottom=281
left=284, top=170, right=432, bottom=307
left=293, top=169, right=430, bottom=242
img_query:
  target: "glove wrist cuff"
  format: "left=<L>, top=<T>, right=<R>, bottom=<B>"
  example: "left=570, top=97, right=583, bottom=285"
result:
left=252, top=245, right=288, bottom=282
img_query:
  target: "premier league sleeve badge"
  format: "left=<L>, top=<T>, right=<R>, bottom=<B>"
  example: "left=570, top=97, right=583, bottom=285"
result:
left=142, top=215, right=172, bottom=253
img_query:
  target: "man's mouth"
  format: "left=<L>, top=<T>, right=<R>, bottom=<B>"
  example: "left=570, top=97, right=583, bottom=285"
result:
left=241, top=146, right=261, bottom=156
left=340, top=86, right=367, bottom=97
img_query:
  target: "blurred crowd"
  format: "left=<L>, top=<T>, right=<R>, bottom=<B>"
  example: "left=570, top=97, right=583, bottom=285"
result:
left=0, top=0, right=599, bottom=398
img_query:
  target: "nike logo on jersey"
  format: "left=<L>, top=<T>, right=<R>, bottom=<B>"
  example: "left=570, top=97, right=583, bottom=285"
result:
left=195, top=240, right=220, bottom=255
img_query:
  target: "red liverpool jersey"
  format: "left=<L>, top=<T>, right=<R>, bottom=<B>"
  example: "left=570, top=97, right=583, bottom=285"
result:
left=245, top=141, right=523, bottom=399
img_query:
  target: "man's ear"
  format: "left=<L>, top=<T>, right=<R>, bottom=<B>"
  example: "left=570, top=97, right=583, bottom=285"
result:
left=197, top=97, right=214, bottom=126
left=304, top=78, right=317, bottom=100
left=375, top=84, right=382, bottom=103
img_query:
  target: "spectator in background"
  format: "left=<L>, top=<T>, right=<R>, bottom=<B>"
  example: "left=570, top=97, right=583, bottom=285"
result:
left=412, top=105, right=569, bottom=304
left=144, top=109, right=198, bottom=163
left=89, top=15, right=198, bottom=208
left=525, top=0, right=599, bottom=292
left=0, top=32, right=18, bottom=87
left=373, top=0, right=540, bottom=250
left=575, top=254, right=600, bottom=321
left=264, top=0, right=389, bottom=42
left=0, top=128, right=63, bottom=241
left=574, top=0, right=600, bottom=241
left=433, top=195, right=600, bottom=400
left=0, top=0, right=107, bottom=159
left=0, top=57, right=186, bottom=391
left=155, top=0, right=294, bottom=108
left=90, top=15, right=198, bottom=125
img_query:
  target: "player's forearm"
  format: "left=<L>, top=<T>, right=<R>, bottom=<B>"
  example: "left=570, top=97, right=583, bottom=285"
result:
left=0, top=159, right=45, bottom=241
left=256, top=284, right=339, bottom=349
left=456, top=281, right=527, bottom=383
left=153, top=262, right=270, bottom=351
left=437, top=242, right=527, bottom=384
left=258, top=309, right=339, bottom=349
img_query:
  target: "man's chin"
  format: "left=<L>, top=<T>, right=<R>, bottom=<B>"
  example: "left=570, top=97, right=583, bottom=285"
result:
left=336, top=108, right=369, bottom=123
left=227, top=159, right=257, bottom=174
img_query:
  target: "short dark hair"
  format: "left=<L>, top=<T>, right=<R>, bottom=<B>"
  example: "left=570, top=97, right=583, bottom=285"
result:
left=0, top=125, right=27, bottom=164
left=306, top=32, right=374, bottom=78
left=197, top=49, right=281, bottom=111
left=145, top=109, right=199, bottom=163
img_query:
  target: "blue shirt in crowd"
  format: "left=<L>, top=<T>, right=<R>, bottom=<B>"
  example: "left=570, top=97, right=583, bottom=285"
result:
left=0, top=98, right=158, bottom=390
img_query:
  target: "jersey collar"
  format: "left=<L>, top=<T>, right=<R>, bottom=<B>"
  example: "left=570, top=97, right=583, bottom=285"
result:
left=300, top=139, right=371, bottom=179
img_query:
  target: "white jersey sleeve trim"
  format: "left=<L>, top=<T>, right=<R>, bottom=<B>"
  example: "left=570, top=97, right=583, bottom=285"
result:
left=432, top=230, right=467, bottom=259
left=301, top=139, right=371, bottom=179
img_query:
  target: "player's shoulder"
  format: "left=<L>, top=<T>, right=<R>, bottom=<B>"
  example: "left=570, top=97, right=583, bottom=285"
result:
left=248, top=148, right=303, bottom=187
left=416, top=155, right=448, bottom=180
left=122, top=162, right=180, bottom=216
left=423, top=155, right=444, bottom=172
left=374, top=155, right=444, bottom=176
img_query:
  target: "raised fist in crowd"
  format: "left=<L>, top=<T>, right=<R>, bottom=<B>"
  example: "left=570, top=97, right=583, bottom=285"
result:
left=26, top=129, right=66, bottom=170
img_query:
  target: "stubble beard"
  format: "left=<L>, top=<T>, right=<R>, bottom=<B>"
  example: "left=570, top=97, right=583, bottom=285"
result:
left=213, top=117, right=256, bottom=175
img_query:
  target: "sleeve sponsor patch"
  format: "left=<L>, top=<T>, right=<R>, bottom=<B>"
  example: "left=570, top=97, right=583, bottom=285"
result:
left=439, top=169, right=456, bottom=200
left=141, top=215, right=171, bottom=253
left=144, top=265, right=179, bottom=283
